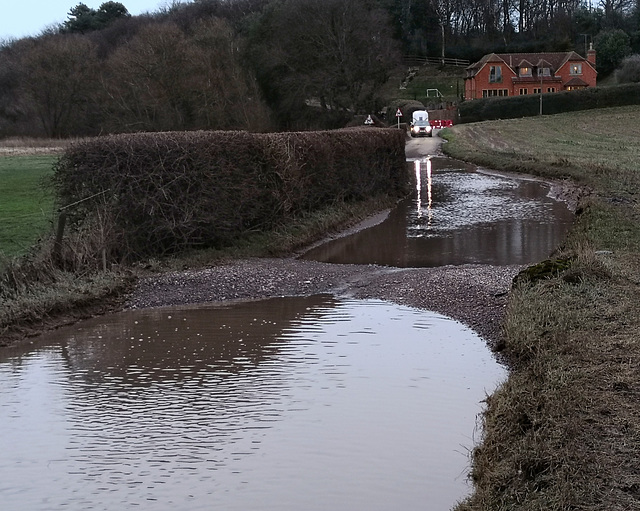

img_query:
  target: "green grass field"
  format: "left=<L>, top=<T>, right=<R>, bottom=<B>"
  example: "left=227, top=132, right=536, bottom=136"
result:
left=0, top=156, right=57, bottom=257
left=382, top=63, right=465, bottom=106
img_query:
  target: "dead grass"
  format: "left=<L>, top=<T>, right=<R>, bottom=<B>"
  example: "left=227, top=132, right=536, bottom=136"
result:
left=445, top=107, right=640, bottom=510
left=0, top=137, right=84, bottom=156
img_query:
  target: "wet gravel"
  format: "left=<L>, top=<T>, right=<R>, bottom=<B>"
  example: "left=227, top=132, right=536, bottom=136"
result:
left=126, top=257, right=522, bottom=349
left=126, top=137, right=534, bottom=350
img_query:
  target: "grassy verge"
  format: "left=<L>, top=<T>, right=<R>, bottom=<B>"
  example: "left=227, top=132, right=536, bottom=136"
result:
left=0, top=155, right=57, bottom=257
left=0, top=193, right=398, bottom=346
left=442, top=107, right=640, bottom=510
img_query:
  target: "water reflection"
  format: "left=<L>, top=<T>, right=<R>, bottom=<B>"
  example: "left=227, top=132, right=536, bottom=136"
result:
left=415, top=158, right=434, bottom=225
left=0, top=296, right=505, bottom=511
left=301, top=156, right=574, bottom=267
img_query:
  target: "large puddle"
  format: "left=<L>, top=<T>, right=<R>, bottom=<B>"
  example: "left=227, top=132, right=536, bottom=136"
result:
left=0, top=295, right=505, bottom=510
left=301, top=157, right=574, bottom=267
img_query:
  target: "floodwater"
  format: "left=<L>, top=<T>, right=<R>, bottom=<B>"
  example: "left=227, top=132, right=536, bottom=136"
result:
left=0, top=295, right=505, bottom=511
left=301, top=156, right=575, bottom=267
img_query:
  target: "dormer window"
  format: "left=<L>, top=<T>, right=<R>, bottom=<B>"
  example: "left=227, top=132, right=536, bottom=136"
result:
left=519, top=66, right=532, bottom=77
left=570, top=63, right=582, bottom=75
left=538, top=67, right=551, bottom=77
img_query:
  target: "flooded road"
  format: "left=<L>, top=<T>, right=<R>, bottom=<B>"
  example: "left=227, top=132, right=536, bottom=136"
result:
left=301, top=156, right=574, bottom=267
left=0, top=137, right=564, bottom=510
left=0, top=295, right=505, bottom=511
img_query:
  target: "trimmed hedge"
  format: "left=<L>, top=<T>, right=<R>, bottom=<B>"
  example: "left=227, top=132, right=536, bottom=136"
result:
left=459, top=83, right=640, bottom=123
left=53, top=129, right=407, bottom=262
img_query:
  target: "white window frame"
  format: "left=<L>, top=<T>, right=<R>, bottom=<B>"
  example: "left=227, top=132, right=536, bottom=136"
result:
left=489, top=65, right=502, bottom=83
left=482, top=89, right=509, bottom=97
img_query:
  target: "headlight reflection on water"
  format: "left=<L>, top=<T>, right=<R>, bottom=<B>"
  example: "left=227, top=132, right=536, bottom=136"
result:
left=415, top=158, right=433, bottom=226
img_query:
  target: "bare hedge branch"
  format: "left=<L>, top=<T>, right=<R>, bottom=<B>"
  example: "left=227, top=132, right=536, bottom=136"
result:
left=53, top=128, right=407, bottom=263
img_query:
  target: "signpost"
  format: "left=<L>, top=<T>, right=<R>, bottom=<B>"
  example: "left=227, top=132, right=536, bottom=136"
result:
left=395, top=108, right=402, bottom=129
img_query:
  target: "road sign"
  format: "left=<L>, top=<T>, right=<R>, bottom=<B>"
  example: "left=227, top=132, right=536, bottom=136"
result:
left=364, top=115, right=374, bottom=125
left=395, top=108, right=402, bottom=117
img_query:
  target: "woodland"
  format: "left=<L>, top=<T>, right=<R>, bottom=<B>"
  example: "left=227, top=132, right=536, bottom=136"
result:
left=0, top=0, right=639, bottom=137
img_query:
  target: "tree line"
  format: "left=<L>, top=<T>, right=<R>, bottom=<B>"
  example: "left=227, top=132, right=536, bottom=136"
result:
left=1, top=0, right=639, bottom=138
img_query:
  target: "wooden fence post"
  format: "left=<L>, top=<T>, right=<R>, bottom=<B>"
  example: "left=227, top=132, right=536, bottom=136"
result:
left=53, top=211, right=67, bottom=264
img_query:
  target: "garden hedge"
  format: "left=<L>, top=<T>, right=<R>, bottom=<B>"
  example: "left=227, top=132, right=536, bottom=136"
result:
left=459, top=83, right=640, bottom=123
left=53, top=128, right=407, bottom=262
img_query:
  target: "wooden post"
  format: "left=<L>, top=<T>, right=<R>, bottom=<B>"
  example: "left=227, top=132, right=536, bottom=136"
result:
left=53, top=211, right=67, bottom=264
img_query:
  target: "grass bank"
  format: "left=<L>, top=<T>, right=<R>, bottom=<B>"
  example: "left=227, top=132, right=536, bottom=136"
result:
left=0, top=155, right=57, bottom=257
left=0, top=193, right=398, bottom=346
left=442, top=106, right=640, bottom=510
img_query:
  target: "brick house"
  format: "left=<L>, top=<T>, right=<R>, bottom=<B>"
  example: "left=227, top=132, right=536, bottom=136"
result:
left=464, top=45, right=597, bottom=100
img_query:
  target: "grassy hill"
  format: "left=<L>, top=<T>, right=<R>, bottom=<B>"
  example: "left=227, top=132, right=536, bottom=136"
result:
left=383, top=62, right=465, bottom=108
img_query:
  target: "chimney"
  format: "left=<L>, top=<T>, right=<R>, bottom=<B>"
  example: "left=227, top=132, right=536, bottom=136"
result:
left=587, top=42, right=596, bottom=66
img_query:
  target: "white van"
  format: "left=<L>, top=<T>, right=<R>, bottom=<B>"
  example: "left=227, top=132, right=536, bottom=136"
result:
left=410, top=110, right=432, bottom=137
left=412, top=110, right=429, bottom=123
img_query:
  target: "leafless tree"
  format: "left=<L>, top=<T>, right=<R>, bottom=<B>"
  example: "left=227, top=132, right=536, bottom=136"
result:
left=17, top=34, right=99, bottom=137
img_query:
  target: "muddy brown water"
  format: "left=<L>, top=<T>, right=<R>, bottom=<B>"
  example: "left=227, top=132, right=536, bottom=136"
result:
left=301, top=157, right=574, bottom=267
left=0, top=296, right=505, bottom=510
left=0, top=154, right=575, bottom=510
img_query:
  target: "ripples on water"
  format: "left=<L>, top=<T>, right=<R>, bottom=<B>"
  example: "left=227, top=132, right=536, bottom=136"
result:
left=0, top=296, right=505, bottom=511
left=301, top=157, right=574, bottom=267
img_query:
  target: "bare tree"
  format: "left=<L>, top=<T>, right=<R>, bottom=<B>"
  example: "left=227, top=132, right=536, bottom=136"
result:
left=101, top=20, right=270, bottom=132
left=18, top=34, right=99, bottom=137
left=249, top=0, right=400, bottom=121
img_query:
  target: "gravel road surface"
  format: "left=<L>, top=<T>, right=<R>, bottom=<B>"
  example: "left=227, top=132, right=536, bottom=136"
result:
left=126, top=135, right=524, bottom=349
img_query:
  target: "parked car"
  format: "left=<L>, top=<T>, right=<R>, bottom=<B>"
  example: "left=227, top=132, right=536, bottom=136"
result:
left=410, top=120, right=433, bottom=137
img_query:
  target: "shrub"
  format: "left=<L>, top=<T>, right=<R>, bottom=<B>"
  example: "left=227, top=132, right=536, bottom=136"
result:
left=53, top=129, right=407, bottom=264
left=615, top=54, right=640, bottom=83
left=458, top=83, right=640, bottom=123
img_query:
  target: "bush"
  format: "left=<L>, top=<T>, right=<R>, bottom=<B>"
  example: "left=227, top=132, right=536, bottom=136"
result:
left=615, top=54, right=640, bottom=83
left=458, top=83, right=640, bottom=123
left=53, top=129, right=407, bottom=263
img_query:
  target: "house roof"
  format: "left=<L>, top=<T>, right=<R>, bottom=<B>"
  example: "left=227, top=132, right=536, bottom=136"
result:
left=564, top=77, right=590, bottom=86
left=466, top=51, right=595, bottom=78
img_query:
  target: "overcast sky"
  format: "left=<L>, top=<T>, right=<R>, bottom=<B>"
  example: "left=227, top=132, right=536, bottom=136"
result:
left=1, top=0, right=175, bottom=41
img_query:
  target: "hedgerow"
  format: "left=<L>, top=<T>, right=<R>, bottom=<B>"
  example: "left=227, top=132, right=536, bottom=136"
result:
left=459, top=83, right=640, bottom=123
left=52, top=128, right=407, bottom=264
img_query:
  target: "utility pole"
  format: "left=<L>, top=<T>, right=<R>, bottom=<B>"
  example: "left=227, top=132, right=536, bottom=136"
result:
left=539, top=72, right=543, bottom=116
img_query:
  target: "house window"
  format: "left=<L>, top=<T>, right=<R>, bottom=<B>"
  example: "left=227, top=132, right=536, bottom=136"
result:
left=547, top=87, right=556, bottom=93
left=482, top=89, right=509, bottom=97
left=537, top=68, right=551, bottom=77
left=519, top=88, right=529, bottom=95
left=533, top=88, right=542, bottom=94
left=519, top=67, right=532, bottom=77
left=489, top=66, right=502, bottom=83
left=570, top=64, right=582, bottom=75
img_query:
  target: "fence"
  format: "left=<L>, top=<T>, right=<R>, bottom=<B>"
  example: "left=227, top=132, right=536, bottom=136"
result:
left=404, top=56, right=470, bottom=68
